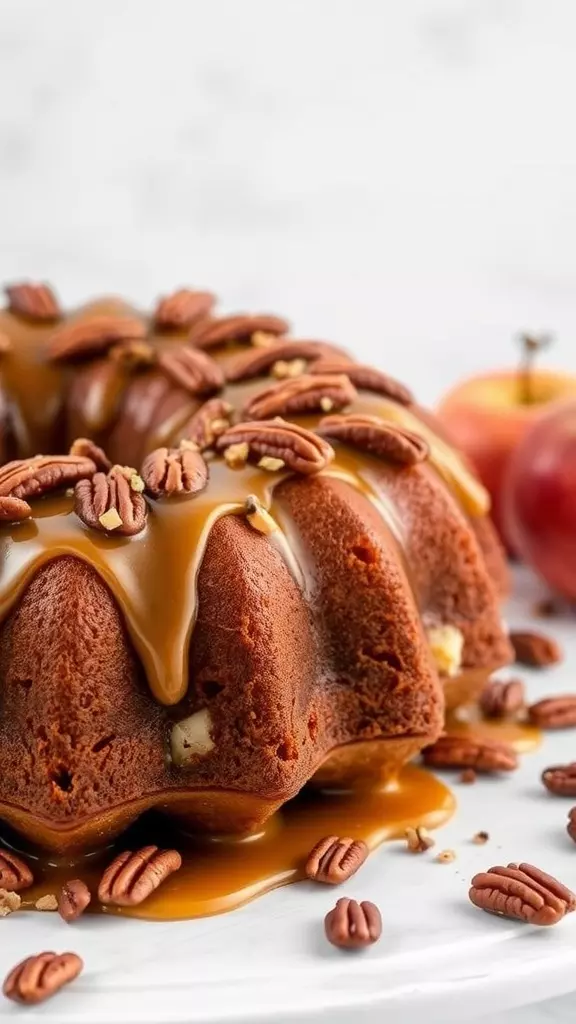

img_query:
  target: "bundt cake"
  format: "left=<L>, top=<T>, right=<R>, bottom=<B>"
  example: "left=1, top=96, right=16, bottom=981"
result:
left=0, top=282, right=512, bottom=853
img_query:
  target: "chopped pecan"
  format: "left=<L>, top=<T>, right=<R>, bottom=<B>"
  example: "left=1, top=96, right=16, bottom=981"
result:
left=324, top=898, right=382, bottom=949
left=98, top=845, right=182, bottom=906
left=567, top=807, right=576, bottom=843
left=0, top=850, right=33, bottom=892
left=58, top=879, right=91, bottom=923
left=405, top=827, right=435, bottom=853
left=422, top=735, right=518, bottom=773
left=158, top=346, right=224, bottom=395
left=216, top=419, right=334, bottom=475
left=0, top=454, right=97, bottom=501
left=310, top=359, right=414, bottom=404
left=528, top=695, right=576, bottom=729
left=510, top=630, right=562, bottom=668
left=244, top=495, right=278, bottom=535
left=189, top=313, right=289, bottom=349
left=437, top=849, right=456, bottom=863
left=154, top=288, right=215, bottom=329
left=472, top=831, right=490, bottom=845
left=109, top=339, right=156, bottom=369
left=0, top=331, right=12, bottom=353
left=48, top=314, right=146, bottom=360
left=5, top=281, right=61, bottom=321
left=542, top=763, right=576, bottom=796
left=69, top=437, right=112, bottom=473
left=479, top=678, right=526, bottom=719
left=178, top=397, right=235, bottom=451
left=225, top=340, right=347, bottom=383
left=75, top=466, right=148, bottom=536
left=0, top=890, right=21, bottom=916
left=305, top=836, right=369, bottom=883
left=243, top=373, right=357, bottom=420
left=141, top=442, right=208, bottom=497
left=469, top=862, right=576, bottom=925
left=0, top=495, right=32, bottom=522
left=35, top=894, right=58, bottom=911
left=3, top=952, right=83, bottom=1005
left=319, top=413, right=429, bottom=466
left=460, top=768, right=477, bottom=784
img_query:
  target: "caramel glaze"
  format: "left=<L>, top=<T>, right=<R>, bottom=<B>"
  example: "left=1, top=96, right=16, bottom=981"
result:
left=445, top=706, right=541, bottom=754
left=5, top=765, right=454, bottom=921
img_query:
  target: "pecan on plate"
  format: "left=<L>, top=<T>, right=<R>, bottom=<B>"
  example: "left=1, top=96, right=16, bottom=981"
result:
left=510, top=630, right=562, bottom=668
left=243, top=373, right=357, bottom=420
left=75, top=466, right=147, bottom=536
left=98, top=846, right=182, bottom=906
left=479, top=678, right=526, bottom=719
left=154, top=288, right=215, bottom=329
left=5, top=281, right=61, bottom=321
left=141, top=443, right=208, bottom=497
left=3, top=952, right=83, bottom=1005
left=58, top=879, right=91, bottom=923
left=178, top=397, right=234, bottom=451
left=189, top=313, right=289, bottom=349
left=422, top=735, right=518, bottom=773
left=469, top=862, right=576, bottom=926
left=48, top=314, right=146, bottom=360
left=305, top=836, right=369, bottom=884
left=0, top=454, right=97, bottom=501
left=528, top=696, right=576, bottom=729
left=69, top=437, right=112, bottom=473
left=324, top=898, right=382, bottom=949
left=0, top=849, right=33, bottom=892
left=318, top=413, right=429, bottom=467
left=157, top=346, right=224, bottom=396
left=567, top=807, right=576, bottom=843
left=216, top=419, right=334, bottom=475
left=542, top=763, right=576, bottom=796
left=310, top=359, right=414, bottom=405
left=0, top=495, right=32, bottom=522
left=225, top=340, right=346, bottom=383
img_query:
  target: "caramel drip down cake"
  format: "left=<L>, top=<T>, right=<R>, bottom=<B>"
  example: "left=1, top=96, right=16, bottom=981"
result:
left=0, top=282, right=511, bottom=852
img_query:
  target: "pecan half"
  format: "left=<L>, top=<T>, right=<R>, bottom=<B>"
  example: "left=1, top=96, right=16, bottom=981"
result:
left=469, top=862, right=576, bottom=925
left=225, top=341, right=347, bottom=383
left=567, top=807, right=576, bottom=843
left=75, top=466, right=147, bottom=536
left=479, top=678, right=526, bottom=719
left=305, top=836, right=369, bottom=883
left=0, top=454, right=97, bottom=501
left=158, top=346, right=224, bottom=395
left=5, top=281, right=61, bottom=322
left=319, top=413, right=429, bottom=466
left=0, top=495, right=32, bottom=522
left=49, top=314, right=146, bottom=360
left=3, top=952, right=83, bottom=1005
left=528, top=695, right=576, bottom=729
left=310, top=360, right=414, bottom=405
left=216, top=419, right=334, bottom=475
left=154, top=288, right=215, bottom=329
left=69, top=437, right=112, bottom=473
left=141, top=442, right=208, bottom=497
left=542, top=763, right=576, bottom=796
left=422, top=735, right=518, bottom=773
left=0, top=850, right=33, bottom=891
left=98, top=846, right=182, bottom=906
left=58, top=879, right=91, bottom=923
left=189, top=313, right=289, bottom=349
left=178, top=397, right=235, bottom=451
left=243, top=373, right=357, bottom=420
left=325, top=898, right=382, bottom=949
left=510, top=630, right=562, bottom=668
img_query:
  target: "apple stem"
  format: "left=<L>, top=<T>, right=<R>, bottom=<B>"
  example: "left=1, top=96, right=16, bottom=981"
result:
left=518, top=332, right=553, bottom=404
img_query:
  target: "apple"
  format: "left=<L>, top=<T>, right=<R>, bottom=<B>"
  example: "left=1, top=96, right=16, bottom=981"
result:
left=438, top=336, right=576, bottom=553
left=503, top=399, right=576, bottom=600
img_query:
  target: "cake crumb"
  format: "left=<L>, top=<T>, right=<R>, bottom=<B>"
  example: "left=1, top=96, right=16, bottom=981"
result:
left=436, top=849, right=456, bottom=864
left=258, top=456, right=285, bottom=472
left=0, top=890, right=21, bottom=916
left=472, top=831, right=490, bottom=845
left=224, top=442, right=249, bottom=468
left=35, top=894, right=58, bottom=911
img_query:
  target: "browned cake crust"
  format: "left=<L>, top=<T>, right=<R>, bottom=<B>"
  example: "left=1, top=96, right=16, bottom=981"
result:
left=0, top=283, right=511, bottom=850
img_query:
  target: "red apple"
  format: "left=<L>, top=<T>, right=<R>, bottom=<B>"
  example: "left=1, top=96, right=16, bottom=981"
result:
left=438, top=357, right=576, bottom=552
left=503, top=398, right=576, bottom=599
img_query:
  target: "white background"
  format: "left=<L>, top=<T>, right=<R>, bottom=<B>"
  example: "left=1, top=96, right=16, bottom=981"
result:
left=1, top=3, right=576, bottom=1021
left=1, top=0, right=576, bottom=405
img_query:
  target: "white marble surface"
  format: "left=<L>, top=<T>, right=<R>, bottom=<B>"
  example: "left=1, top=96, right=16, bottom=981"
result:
left=1, top=2, right=576, bottom=1020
